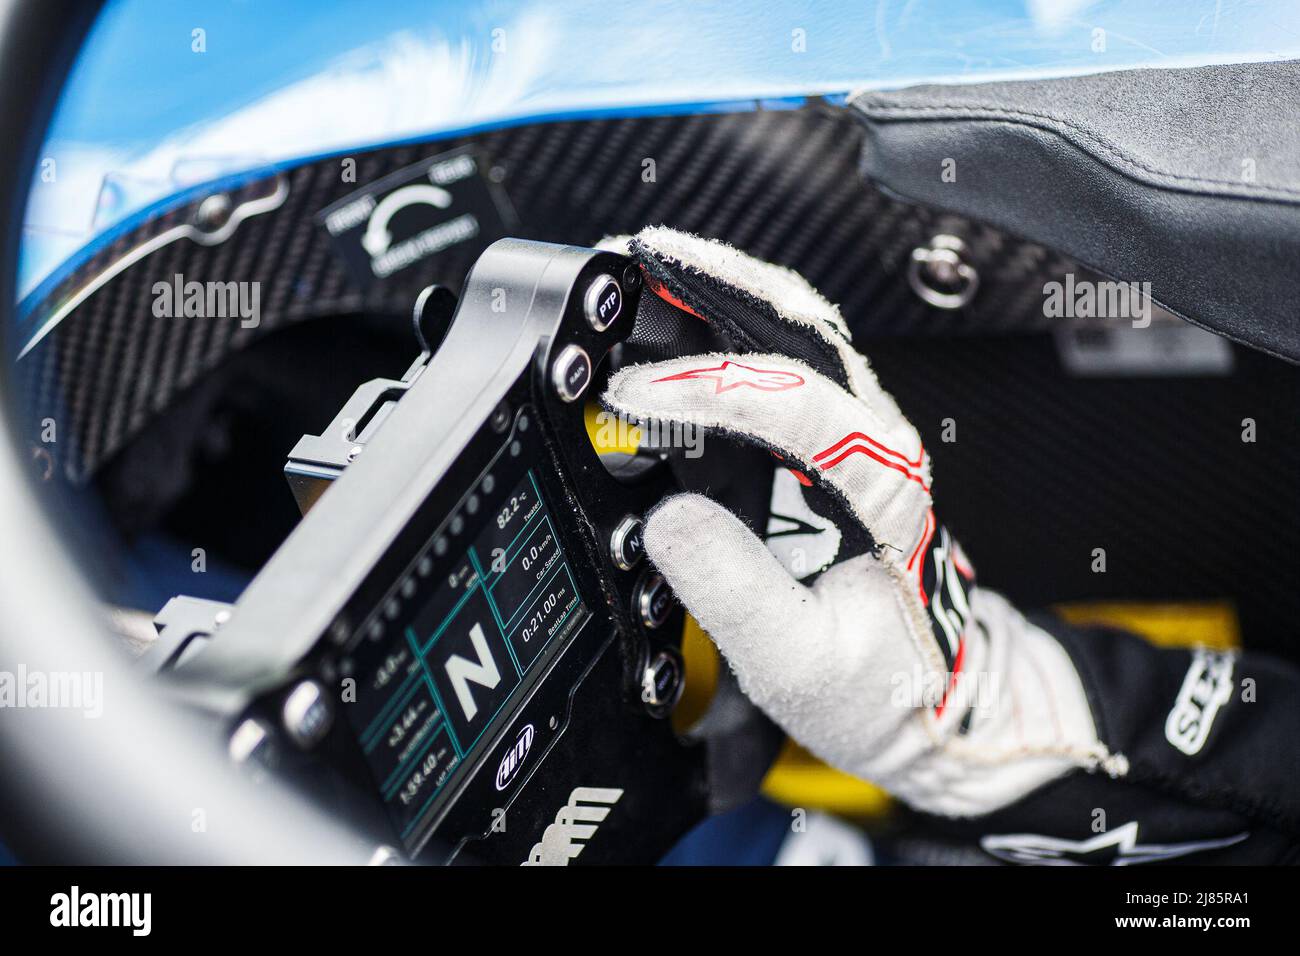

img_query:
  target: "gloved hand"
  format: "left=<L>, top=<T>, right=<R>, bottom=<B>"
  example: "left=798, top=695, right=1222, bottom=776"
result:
left=602, top=227, right=1126, bottom=817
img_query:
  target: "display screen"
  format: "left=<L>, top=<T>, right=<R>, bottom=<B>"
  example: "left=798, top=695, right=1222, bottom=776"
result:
left=341, top=410, right=590, bottom=849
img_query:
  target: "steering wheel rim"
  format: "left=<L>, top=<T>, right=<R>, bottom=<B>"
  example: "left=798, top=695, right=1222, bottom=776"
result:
left=0, top=0, right=374, bottom=865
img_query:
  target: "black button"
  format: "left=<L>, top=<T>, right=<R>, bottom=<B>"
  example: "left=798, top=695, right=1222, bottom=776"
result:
left=635, top=572, right=674, bottom=629
left=551, top=344, right=592, bottom=402
left=641, top=649, right=684, bottom=716
left=609, top=515, right=645, bottom=571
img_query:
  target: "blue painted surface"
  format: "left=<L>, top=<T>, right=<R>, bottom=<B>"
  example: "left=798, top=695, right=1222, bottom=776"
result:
left=20, top=0, right=1300, bottom=328
left=659, top=796, right=793, bottom=866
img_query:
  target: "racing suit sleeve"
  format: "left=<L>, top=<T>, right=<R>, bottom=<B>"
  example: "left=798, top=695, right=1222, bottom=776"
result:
left=944, top=618, right=1300, bottom=865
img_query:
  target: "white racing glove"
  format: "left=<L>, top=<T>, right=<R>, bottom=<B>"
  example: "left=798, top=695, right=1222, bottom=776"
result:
left=603, top=227, right=1128, bottom=817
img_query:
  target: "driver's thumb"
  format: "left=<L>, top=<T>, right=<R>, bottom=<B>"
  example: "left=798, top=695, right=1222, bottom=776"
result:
left=642, top=493, right=836, bottom=700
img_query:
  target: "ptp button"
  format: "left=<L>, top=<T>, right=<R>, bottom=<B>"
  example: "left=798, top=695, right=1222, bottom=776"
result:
left=584, top=274, right=623, bottom=332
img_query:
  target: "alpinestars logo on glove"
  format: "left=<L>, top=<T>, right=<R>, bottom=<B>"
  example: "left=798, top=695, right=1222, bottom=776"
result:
left=652, top=360, right=804, bottom=394
left=981, top=821, right=1248, bottom=865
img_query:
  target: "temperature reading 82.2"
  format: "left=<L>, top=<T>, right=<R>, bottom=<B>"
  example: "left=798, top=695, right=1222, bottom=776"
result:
left=496, top=488, right=531, bottom=531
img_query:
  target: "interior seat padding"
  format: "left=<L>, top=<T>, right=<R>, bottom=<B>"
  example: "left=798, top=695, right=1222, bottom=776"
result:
left=852, top=60, right=1300, bottom=363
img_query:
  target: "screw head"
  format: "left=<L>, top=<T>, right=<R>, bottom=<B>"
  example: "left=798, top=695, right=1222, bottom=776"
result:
left=489, top=402, right=511, bottom=433
left=195, top=194, right=233, bottom=232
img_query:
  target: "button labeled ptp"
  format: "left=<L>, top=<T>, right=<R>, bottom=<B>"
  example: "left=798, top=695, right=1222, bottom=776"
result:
left=584, top=274, right=623, bottom=332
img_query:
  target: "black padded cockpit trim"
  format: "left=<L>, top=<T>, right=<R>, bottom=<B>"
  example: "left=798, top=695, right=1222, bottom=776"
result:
left=851, top=60, right=1300, bottom=363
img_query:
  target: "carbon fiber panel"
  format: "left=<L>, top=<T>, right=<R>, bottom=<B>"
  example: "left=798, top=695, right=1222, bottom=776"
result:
left=15, top=106, right=1079, bottom=482
left=11, top=105, right=1298, bottom=656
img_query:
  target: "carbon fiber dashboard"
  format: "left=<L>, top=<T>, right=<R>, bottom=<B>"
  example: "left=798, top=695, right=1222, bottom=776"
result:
left=16, top=105, right=1079, bottom=482
left=13, top=103, right=1300, bottom=660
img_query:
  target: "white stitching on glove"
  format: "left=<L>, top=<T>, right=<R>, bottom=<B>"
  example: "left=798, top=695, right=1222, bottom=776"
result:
left=603, top=227, right=1127, bottom=817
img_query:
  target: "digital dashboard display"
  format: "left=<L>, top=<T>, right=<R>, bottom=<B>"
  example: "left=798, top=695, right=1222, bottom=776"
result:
left=341, top=410, right=590, bottom=850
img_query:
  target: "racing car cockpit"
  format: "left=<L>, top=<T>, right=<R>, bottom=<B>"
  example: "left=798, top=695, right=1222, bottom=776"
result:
left=1, top=1, right=1298, bottom=870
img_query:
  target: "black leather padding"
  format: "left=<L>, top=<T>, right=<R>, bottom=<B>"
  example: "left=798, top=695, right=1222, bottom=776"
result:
left=851, top=61, right=1300, bottom=363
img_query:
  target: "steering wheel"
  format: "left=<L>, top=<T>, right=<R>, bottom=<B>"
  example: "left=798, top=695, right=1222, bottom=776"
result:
left=0, top=1, right=785, bottom=865
left=0, top=0, right=387, bottom=865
